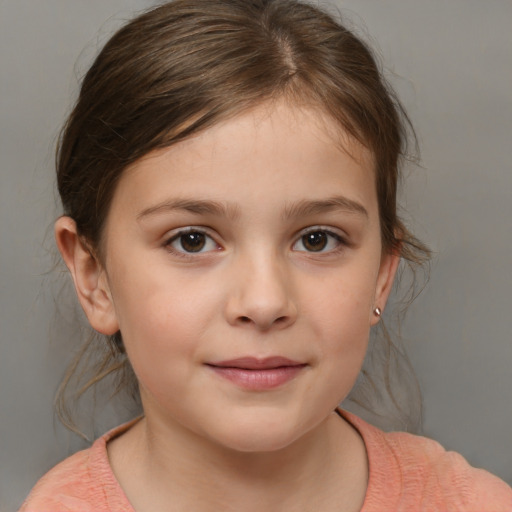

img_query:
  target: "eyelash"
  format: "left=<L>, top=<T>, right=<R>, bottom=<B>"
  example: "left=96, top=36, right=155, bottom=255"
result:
left=164, top=227, right=220, bottom=259
left=163, top=226, right=348, bottom=258
left=292, top=227, right=348, bottom=254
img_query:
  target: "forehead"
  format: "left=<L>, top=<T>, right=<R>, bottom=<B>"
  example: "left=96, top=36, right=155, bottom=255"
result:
left=110, top=101, right=378, bottom=221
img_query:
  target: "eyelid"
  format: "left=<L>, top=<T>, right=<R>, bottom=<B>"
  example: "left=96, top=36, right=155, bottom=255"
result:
left=164, top=226, right=221, bottom=256
left=292, top=225, right=349, bottom=252
left=295, top=225, right=348, bottom=240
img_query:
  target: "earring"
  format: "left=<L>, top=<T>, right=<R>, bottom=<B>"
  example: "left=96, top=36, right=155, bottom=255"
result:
left=373, top=307, right=382, bottom=317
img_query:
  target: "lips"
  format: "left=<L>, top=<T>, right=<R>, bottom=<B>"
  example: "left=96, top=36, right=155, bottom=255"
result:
left=208, top=356, right=304, bottom=370
left=206, top=357, right=307, bottom=390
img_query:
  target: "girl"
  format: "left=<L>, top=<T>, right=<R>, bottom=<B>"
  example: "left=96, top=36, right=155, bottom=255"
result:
left=20, top=0, right=512, bottom=510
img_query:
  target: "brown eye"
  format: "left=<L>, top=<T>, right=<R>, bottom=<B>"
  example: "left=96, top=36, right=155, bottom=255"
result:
left=302, top=231, right=327, bottom=252
left=292, top=229, right=344, bottom=253
left=179, top=232, right=206, bottom=252
left=168, top=230, right=218, bottom=254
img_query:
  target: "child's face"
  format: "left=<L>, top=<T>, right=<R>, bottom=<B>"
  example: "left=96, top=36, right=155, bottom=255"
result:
left=99, top=100, right=397, bottom=452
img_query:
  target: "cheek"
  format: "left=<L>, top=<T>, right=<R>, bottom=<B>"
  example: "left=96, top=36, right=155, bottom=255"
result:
left=299, top=269, right=376, bottom=381
left=303, top=268, right=376, bottom=336
left=320, top=295, right=370, bottom=368
left=108, top=267, right=215, bottom=366
left=114, top=288, right=205, bottom=406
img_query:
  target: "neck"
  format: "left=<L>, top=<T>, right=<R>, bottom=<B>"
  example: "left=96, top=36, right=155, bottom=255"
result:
left=109, top=410, right=368, bottom=512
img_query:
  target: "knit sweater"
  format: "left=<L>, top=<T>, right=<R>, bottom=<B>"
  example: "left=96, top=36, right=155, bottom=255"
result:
left=20, top=410, right=512, bottom=511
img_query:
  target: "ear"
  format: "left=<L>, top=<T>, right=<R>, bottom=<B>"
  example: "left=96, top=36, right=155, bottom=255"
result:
left=55, top=216, right=119, bottom=335
left=370, top=247, right=401, bottom=326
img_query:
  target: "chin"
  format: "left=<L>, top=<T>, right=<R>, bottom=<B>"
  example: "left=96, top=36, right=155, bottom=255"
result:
left=216, top=430, right=302, bottom=454
left=204, top=409, right=314, bottom=454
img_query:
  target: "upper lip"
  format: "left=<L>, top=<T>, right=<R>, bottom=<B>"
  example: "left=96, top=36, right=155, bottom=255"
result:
left=207, top=356, right=305, bottom=370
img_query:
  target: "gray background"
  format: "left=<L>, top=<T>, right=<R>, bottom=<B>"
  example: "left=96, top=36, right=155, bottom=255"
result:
left=1, top=1, right=511, bottom=509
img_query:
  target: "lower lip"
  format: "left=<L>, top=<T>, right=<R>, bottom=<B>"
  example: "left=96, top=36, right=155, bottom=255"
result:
left=207, top=365, right=306, bottom=391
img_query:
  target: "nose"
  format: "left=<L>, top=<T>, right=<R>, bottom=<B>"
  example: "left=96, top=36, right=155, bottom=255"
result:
left=225, top=254, right=298, bottom=331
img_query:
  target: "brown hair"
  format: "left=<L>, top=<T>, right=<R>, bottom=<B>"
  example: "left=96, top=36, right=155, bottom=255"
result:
left=55, top=0, right=430, bottom=434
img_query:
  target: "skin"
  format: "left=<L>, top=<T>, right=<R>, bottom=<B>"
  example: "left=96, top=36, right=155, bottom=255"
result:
left=56, top=100, right=400, bottom=512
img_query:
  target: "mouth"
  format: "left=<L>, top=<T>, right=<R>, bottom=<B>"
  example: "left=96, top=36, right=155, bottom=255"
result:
left=205, top=357, right=307, bottom=391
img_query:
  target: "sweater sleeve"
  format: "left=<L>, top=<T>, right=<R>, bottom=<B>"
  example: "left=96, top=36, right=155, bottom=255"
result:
left=340, top=410, right=512, bottom=512
left=18, top=422, right=137, bottom=512
left=18, top=450, right=107, bottom=512
left=386, top=430, right=512, bottom=511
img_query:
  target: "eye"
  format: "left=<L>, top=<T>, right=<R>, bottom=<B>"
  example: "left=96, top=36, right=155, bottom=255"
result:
left=167, top=229, right=219, bottom=254
left=292, top=229, right=345, bottom=253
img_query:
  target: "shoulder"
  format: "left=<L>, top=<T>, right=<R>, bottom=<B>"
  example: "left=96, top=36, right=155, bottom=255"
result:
left=19, top=447, right=99, bottom=512
left=19, top=421, right=137, bottom=512
left=340, top=410, right=512, bottom=511
left=385, top=429, right=512, bottom=509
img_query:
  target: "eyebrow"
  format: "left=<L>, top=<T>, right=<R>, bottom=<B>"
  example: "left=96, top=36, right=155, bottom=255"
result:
left=282, top=196, right=368, bottom=220
left=137, top=198, right=240, bottom=221
left=137, top=195, right=368, bottom=222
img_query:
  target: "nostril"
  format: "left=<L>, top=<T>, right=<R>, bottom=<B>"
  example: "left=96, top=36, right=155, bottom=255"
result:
left=238, top=315, right=288, bottom=325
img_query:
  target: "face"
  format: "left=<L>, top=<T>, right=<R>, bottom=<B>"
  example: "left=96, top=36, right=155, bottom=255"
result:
left=94, top=101, right=397, bottom=452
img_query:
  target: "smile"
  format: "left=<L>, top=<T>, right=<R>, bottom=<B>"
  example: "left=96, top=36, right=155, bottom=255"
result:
left=206, top=357, right=307, bottom=391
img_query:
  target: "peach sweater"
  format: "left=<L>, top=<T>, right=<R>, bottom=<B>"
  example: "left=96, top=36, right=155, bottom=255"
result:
left=20, top=411, right=512, bottom=511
